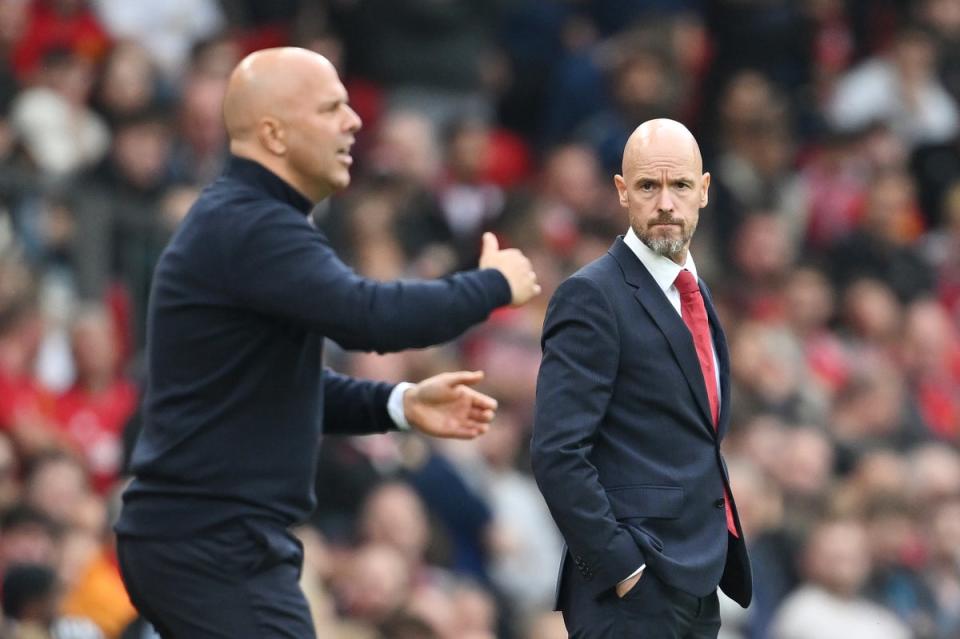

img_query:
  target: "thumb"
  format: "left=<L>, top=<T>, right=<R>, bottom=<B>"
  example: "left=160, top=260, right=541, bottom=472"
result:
left=480, top=232, right=499, bottom=259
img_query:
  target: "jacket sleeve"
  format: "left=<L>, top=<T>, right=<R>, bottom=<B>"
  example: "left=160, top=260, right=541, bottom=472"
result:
left=530, top=275, right=645, bottom=598
left=227, top=207, right=512, bottom=353
left=321, top=368, right=396, bottom=436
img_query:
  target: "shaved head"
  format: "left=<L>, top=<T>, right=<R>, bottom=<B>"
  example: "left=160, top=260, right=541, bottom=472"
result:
left=222, top=47, right=361, bottom=202
left=223, top=47, right=336, bottom=143
left=621, top=118, right=703, bottom=177
left=614, top=118, right=710, bottom=264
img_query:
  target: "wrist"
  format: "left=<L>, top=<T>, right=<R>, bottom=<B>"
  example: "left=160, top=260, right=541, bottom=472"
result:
left=388, top=382, right=416, bottom=431
left=402, top=385, right=416, bottom=422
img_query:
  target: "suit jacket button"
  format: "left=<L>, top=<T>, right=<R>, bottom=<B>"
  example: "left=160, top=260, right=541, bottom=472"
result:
left=714, top=499, right=725, bottom=508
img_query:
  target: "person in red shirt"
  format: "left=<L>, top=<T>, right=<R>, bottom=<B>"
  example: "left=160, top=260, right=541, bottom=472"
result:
left=0, top=293, right=63, bottom=457
left=10, top=0, right=109, bottom=82
left=54, top=304, right=137, bottom=494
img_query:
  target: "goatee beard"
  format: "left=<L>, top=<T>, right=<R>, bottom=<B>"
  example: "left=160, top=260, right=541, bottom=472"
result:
left=640, top=236, right=687, bottom=261
left=634, top=215, right=694, bottom=262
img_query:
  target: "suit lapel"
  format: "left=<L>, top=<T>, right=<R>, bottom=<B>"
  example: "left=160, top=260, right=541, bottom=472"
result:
left=700, top=281, right=731, bottom=440
left=609, top=239, right=716, bottom=435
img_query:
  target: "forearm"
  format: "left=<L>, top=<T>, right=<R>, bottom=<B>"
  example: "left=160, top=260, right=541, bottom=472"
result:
left=321, top=369, right=395, bottom=436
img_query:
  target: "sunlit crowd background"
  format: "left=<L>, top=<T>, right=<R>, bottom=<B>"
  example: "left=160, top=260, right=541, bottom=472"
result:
left=3, top=0, right=960, bottom=638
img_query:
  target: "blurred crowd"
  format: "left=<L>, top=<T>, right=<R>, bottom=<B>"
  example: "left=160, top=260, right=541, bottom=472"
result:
left=3, top=0, right=960, bottom=638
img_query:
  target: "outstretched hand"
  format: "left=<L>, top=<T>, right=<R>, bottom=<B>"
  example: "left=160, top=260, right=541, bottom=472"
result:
left=403, top=370, right=497, bottom=439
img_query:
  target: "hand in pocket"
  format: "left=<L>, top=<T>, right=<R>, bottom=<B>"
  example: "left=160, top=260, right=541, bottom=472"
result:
left=616, top=566, right=645, bottom=599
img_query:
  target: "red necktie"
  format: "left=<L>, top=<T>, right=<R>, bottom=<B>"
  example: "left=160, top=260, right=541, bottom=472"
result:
left=674, top=269, right=738, bottom=537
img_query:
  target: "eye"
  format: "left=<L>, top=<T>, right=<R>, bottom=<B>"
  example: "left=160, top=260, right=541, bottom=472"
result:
left=320, top=101, right=341, bottom=114
left=639, top=181, right=655, bottom=192
left=675, top=182, right=690, bottom=190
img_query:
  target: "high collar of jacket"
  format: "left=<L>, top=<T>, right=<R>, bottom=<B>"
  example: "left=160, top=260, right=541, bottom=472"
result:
left=224, top=154, right=314, bottom=215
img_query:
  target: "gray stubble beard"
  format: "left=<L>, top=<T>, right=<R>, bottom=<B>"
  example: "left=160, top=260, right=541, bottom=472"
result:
left=635, top=222, right=695, bottom=263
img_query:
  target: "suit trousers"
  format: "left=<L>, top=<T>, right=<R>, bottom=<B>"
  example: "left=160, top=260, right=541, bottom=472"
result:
left=561, top=568, right=721, bottom=639
left=117, top=519, right=314, bottom=639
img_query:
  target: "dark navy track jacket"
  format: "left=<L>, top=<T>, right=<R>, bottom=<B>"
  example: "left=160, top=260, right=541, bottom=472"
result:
left=116, top=156, right=511, bottom=538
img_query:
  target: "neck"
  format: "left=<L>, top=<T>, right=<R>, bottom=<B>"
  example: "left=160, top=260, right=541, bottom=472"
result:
left=230, top=144, right=325, bottom=204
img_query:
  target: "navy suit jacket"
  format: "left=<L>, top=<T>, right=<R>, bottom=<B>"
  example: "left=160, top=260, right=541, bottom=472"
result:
left=531, top=237, right=752, bottom=609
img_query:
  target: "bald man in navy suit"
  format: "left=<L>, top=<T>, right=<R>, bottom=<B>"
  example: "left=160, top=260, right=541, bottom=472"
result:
left=531, top=119, right=751, bottom=638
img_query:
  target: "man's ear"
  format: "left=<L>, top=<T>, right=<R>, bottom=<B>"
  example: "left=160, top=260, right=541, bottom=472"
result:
left=614, top=174, right=628, bottom=207
left=258, top=117, right=286, bottom=155
left=700, top=172, right=711, bottom=208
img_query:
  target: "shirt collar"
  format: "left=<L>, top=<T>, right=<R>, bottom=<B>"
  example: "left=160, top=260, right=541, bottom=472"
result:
left=623, top=226, right=698, bottom=293
left=224, top=154, right=314, bottom=215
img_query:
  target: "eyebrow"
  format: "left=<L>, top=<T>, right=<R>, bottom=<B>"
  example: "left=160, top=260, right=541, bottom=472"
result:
left=634, top=176, right=694, bottom=185
left=319, top=93, right=350, bottom=108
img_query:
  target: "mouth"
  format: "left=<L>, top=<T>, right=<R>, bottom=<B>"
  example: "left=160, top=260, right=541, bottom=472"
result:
left=336, top=141, right=354, bottom=166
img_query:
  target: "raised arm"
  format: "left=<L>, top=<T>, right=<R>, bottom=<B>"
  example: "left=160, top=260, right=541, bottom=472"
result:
left=230, top=210, right=535, bottom=353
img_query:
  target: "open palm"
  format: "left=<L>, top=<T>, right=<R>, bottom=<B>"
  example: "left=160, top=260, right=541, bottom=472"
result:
left=404, top=371, right=497, bottom=439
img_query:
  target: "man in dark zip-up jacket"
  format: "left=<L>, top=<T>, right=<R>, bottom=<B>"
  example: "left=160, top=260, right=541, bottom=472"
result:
left=114, top=47, right=540, bottom=638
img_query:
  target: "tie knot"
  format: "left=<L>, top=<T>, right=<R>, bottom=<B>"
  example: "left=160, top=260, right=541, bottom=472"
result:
left=675, top=269, right=699, bottom=295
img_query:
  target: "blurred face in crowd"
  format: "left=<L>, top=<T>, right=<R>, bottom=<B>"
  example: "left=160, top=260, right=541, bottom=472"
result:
left=864, top=170, right=917, bottom=243
left=924, top=0, right=960, bottom=38
left=223, top=48, right=362, bottom=202
left=893, top=29, right=936, bottom=83
left=732, top=214, right=793, bottom=281
left=113, top=118, right=172, bottom=190
left=614, top=119, right=709, bottom=264
left=180, top=75, right=227, bottom=156
left=929, top=499, right=960, bottom=564
left=775, top=427, right=834, bottom=498
left=613, top=50, right=671, bottom=121
left=727, top=459, right=783, bottom=537
left=70, top=307, right=118, bottom=387
left=902, top=299, right=956, bottom=374
left=842, top=279, right=901, bottom=343
left=334, top=544, right=410, bottom=624
left=43, top=52, right=95, bottom=107
left=451, top=584, right=496, bottom=637
left=0, top=0, right=29, bottom=49
left=804, top=520, right=871, bottom=598
left=25, top=456, right=89, bottom=525
left=370, top=111, right=440, bottom=184
left=784, top=267, right=834, bottom=334
left=447, top=119, right=491, bottom=183
left=908, top=444, right=960, bottom=504
left=360, top=482, right=430, bottom=567
left=98, top=42, right=155, bottom=117
left=1, top=517, right=58, bottom=569
left=542, top=144, right=602, bottom=215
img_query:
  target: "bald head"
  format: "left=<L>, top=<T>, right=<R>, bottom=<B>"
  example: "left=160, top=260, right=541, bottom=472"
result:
left=223, top=47, right=336, bottom=143
left=221, top=47, right=362, bottom=202
left=621, top=118, right=703, bottom=176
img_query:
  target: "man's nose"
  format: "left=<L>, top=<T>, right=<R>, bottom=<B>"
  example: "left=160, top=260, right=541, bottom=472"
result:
left=657, top=187, right=674, bottom=212
left=344, top=104, right=362, bottom=133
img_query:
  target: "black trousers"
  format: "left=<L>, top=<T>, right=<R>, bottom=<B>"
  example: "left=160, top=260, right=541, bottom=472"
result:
left=561, top=569, right=721, bottom=639
left=117, top=519, right=314, bottom=639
